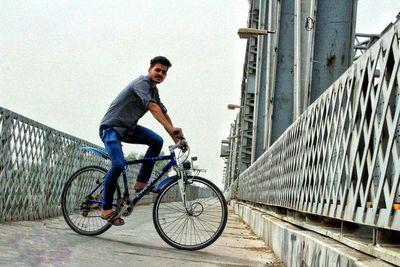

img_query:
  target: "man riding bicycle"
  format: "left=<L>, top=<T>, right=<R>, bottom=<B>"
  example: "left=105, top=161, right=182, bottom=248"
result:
left=99, top=56, right=183, bottom=226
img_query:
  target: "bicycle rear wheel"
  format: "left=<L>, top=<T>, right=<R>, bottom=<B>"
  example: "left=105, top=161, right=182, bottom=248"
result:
left=61, top=165, right=121, bottom=236
left=153, top=176, right=228, bottom=250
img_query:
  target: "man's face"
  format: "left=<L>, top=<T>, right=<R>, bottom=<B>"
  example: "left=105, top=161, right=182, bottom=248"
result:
left=148, top=63, right=169, bottom=84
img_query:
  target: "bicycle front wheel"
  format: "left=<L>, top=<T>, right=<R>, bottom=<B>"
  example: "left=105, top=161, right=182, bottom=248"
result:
left=61, top=165, right=121, bottom=236
left=153, top=176, right=228, bottom=250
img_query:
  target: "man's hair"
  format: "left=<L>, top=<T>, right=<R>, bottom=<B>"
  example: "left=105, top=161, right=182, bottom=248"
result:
left=150, top=56, right=172, bottom=68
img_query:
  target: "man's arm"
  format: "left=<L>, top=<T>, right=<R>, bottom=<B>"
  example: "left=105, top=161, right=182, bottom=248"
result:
left=148, top=102, right=182, bottom=143
left=164, top=113, right=173, bottom=126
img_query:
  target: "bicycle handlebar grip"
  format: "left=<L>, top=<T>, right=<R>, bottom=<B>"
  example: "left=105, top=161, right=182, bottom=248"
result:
left=173, top=130, right=185, bottom=141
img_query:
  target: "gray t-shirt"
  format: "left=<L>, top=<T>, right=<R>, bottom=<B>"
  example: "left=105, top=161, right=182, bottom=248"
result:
left=100, top=75, right=167, bottom=137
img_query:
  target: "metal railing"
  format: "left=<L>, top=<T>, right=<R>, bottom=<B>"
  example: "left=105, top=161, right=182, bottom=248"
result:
left=0, top=107, right=139, bottom=222
left=233, top=20, right=400, bottom=232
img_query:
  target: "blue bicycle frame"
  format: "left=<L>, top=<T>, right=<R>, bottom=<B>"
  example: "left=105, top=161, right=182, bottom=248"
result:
left=81, top=147, right=181, bottom=207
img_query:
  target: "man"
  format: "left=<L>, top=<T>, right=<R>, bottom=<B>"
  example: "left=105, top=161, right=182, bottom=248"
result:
left=99, top=56, right=183, bottom=226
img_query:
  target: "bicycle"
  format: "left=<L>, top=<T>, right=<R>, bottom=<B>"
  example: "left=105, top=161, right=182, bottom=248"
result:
left=61, top=138, right=228, bottom=250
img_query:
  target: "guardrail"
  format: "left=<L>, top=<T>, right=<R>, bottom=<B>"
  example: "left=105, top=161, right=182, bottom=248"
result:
left=0, top=107, right=140, bottom=222
left=233, top=20, right=400, bottom=234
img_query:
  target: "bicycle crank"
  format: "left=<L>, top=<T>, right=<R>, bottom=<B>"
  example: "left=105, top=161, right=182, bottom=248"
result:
left=117, top=198, right=135, bottom=217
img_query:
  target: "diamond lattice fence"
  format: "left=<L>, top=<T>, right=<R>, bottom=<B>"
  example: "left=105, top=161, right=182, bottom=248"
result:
left=233, top=21, right=400, bottom=231
left=0, top=107, right=140, bottom=222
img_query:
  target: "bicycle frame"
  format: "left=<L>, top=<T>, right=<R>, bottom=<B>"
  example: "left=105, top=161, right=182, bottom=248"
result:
left=84, top=148, right=181, bottom=207
left=123, top=154, right=177, bottom=205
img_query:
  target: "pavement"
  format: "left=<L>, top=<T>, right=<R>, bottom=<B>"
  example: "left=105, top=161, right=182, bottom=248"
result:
left=0, top=204, right=283, bottom=267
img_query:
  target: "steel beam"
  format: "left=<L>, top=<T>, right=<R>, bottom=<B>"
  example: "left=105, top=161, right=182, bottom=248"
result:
left=310, top=0, right=357, bottom=103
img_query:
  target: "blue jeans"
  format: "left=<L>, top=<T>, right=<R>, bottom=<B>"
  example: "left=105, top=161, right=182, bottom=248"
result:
left=99, top=126, right=163, bottom=210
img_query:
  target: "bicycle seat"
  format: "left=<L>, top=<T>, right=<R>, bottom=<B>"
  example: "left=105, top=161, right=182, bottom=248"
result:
left=80, top=147, right=110, bottom=160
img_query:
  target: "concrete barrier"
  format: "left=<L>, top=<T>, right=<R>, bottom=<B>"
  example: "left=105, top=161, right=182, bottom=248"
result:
left=231, top=200, right=394, bottom=266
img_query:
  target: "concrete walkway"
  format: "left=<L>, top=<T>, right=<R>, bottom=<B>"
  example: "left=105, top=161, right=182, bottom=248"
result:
left=0, top=205, right=283, bottom=267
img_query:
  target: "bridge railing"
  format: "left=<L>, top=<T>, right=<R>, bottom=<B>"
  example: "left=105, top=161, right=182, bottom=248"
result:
left=0, top=107, right=139, bottom=222
left=232, top=20, right=400, bottom=233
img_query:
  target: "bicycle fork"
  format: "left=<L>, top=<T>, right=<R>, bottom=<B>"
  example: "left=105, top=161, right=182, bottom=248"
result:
left=177, top=177, right=187, bottom=207
left=177, top=171, right=194, bottom=214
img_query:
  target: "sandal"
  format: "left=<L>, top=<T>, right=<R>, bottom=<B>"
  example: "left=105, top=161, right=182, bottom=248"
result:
left=100, top=210, right=125, bottom=226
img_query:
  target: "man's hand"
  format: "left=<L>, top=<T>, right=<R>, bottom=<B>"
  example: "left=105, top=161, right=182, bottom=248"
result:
left=167, top=126, right=183, bottom=143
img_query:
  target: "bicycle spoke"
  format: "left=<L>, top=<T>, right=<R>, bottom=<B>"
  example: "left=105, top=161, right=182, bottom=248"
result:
left=159, top=201, right=186, bottom=213
left=170, top=215, right=189, bottom=242
left=160, top=213, right=187, bottom=231
left=189, top=217, right=206, bottom=244
left=194, top=215, right=219, bottom=235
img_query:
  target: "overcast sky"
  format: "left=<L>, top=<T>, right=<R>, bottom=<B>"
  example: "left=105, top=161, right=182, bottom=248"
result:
left=1, top=1, right=399, bottom=188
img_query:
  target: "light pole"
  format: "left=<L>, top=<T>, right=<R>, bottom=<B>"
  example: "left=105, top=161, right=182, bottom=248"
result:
left=237, top=28, right=275, bottom=39
left=227, top=104, right=242, bottom=110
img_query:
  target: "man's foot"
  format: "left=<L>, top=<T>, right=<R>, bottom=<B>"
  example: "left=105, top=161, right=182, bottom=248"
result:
left=100, top=209, right=125, bottom=226
left=133, top=181, right=147, bottom=192
left=134, top=181, right=157, bottom=193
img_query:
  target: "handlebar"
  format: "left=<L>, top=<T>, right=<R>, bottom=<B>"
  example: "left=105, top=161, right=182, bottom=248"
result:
left=169, top=137, right=188, bottom=152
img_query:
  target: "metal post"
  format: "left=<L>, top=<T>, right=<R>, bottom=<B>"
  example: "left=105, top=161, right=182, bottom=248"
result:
left=310, top=0, right=357, bottom=103
left=269, top=0, right=295, bottom=145
left=0, top=109, right=12, bottom=221
left=294, top=0, right=317, bottom=118
left=264, top=0, right=279, bottom=150
left=238, top=0, right=259, bottom=173
left=251, top=0, right=268, bottom=162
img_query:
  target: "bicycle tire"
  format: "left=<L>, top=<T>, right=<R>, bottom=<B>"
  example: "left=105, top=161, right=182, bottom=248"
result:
left=152, top=176, right=228, bottom=250
left=61, top=165, right=121, bottom=236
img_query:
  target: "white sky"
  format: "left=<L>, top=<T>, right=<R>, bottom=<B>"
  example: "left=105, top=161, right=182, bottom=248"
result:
left=1, top=1, right=399, bottom=187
